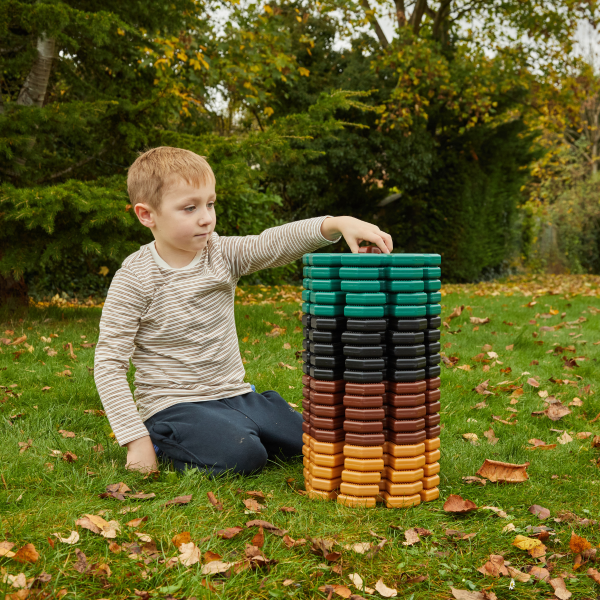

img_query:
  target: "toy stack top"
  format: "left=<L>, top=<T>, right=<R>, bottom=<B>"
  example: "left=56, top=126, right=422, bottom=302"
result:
left=301, top=248, right=441, bottom=508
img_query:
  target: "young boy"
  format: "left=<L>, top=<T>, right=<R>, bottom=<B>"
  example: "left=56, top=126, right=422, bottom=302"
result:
left=94, top=146, right=393, bottom=474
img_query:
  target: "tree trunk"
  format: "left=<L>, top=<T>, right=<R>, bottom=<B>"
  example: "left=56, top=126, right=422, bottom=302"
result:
left=0, top=274, right=29, bottom=307
left=17, top=34, right=56, bottom=107
left=360, top=0, right=389, bottom=48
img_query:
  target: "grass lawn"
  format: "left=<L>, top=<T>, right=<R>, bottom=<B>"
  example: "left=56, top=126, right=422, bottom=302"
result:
left=1, top=275, right=600, bottom=600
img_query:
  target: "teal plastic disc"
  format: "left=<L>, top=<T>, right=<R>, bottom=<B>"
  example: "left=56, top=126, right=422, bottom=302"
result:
left=309, top=291, right=346, bottom=304
left=383, top=267, right=424, bottom=280
left=310, top=304, right=345, bottom=317
left=305, top=279, right=342, bottom=291
left=383, top=280, right=424, bottom=293
left=422, top=254, right=441, bottom=266
left=301, top=302, right=311, bottom=313
left=382, top=254, right=425, bottom=267
left=341, top=254, right=383, bottom=267
left=304, top=266, right=341, bottom=279
left=423, top=279, right=441, bottom=291
left=301, top=290, right=311, bottom=301
left=388, top=305, right=427, bottom=318
left=339, top=267, right=385, bottom=280
left=426, top=291, right=442, bottom=303
left=341, top=280, right=385, bottom=292
left=309, top=253, right=343, bottom=266
left=345, top=292, right=387, bottom=305
left=425, top=303, right=442, bottom=316
left=344, top=305, right=387, bottom=318
left=302, top=254, right=312, bottom=265
left=388, top=292, right=427, bottom=305
left=423, top=267, right=441, bottom=279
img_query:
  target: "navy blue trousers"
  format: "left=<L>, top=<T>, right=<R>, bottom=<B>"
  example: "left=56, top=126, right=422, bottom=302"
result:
left=145, top=390, right=303, bottom=475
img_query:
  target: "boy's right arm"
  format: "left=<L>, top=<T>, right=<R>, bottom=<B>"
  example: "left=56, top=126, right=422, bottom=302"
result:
left=94, top=267, right=157, bottom=472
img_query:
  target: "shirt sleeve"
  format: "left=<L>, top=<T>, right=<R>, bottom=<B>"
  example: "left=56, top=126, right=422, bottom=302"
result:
left=94, top=267, right=150, bottom=446
left=219, top=216, right=340, bottom=279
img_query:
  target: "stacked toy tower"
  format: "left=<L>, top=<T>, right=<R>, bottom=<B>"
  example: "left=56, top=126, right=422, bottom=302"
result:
left=301, top=249, right=441, bottom=508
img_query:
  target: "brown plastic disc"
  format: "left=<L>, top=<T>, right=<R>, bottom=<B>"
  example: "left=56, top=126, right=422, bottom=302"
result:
left=424, top=413, right=441, bottom=427
left=425, top=425, right=441, bottom=439
left=310, top=379, right=345, bottom=393
left=387, top=381, right=427, bottom=394
left=309, top=390, right=344, bottom=405
left=343, top=394, right=384, bottom=408
left=302, top=421, right=311, bottom=435
left=425, top=389, right=441, bottom=403
left=426, top=377, right=441, bottom=390
left=386, top=417, right=425, bottom=432
left=310, top=414, right=344, bottom=430
left=426, top=401, right=441, bottom=414
left=387, top=405, right=427, bottom=419
left=311, top=403, right=345, bottom=418
left=385, top=430, right=427, bottom=444
left=344, top=382, right=386, bottom=396
left=343, top=420, right=383, bottom=433
left=345, top=407, right=386, bottom=421
left=302, top=374, right=312, bottom=386
left=312, top=427, right=345, bottom=443
left=302, top=410, right=310, bottom=422
left=302, top=386, right=311, bottom=399
left=345, top=432, right=386, bottom=446
left=302, top=398, right=311, bottom=412
left=385, top=392, right=426, bottom=407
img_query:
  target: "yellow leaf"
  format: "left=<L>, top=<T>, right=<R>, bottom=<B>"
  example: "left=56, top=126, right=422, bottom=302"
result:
left=264, top=106, right=274, bottom=117
left=117, top=28, right=125, bottom=36
left=298, top=67, right=310, bottom=77
left=513, top=535, right=542, bottom=551
left=98, top=266, right=109, bottom=276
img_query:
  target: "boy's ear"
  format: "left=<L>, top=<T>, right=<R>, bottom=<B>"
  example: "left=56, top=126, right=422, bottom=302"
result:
left=134, top=203, right=155, bottom=228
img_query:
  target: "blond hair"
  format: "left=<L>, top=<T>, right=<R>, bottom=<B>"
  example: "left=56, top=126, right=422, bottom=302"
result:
left=127, top=146, right=215, bottom=210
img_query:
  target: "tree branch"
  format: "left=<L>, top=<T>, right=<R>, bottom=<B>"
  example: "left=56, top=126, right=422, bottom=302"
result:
left=34, top=150, right=107, bottom=184
left=394, top=0, right=407, bottom=27
left=408, top=0, right=428, bottom=35
left=17, top=34, right=56, bottom=107
left=360, top=0, right=389, bottom=48
left=432, top=0, right=452, bottom=40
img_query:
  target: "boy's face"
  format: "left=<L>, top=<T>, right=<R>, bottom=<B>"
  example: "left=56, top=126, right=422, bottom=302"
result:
left=135, top=177, right=217, bottom=255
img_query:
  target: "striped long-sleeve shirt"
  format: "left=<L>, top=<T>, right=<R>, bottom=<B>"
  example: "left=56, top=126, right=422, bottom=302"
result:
left=94, top=217, right=335, bottom=446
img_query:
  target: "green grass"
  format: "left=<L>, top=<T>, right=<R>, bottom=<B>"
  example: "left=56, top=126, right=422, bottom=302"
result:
left=1, top=281, right=600, bottom=599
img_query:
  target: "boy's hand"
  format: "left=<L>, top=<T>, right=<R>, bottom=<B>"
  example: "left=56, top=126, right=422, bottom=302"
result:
left=125, top=436, right=159, bottom=473
left=321, top=216, right=393, bottom=253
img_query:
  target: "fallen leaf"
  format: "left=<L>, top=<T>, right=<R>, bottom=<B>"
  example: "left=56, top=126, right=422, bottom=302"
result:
left=207, top=492, right=223, bottom=511
left=476, top=459, right=529, bottom=483
left=513, top=535, right=543, bottom=551
left=171, top=532, right=191, bottom=548
left=311, top=538, right=341, bottom=562
left=217, top=527, right=244, bottom=540
left=473, top=380, right=493, bottom=395
left=403, top=529, right=420, bottom=546
left=558, top=432, right=573, bottom=445
left=545, top=402, right=572, bottom=421
left=576, top=432, right=592, bottom=439
left=12, top=543, right=39, bottom=563
left=282, top=535, right=306, bottom=548
left=483, top=428, right=499, bottom=445
left=502, top=523, right=516, bottom=533
left=374, top=578, right=397, bottom=598
left=252, top=527, right=264, bottom=548
left=443, top=495, right=477, bottom=513
left=527, top=378, right=540, bottom=388
left=246, top=520, right=288, bottom=537
left=587, top=567, right=600, bottom=585
left=203, top=550, right=222, bottom=563
left=279, top=506, right=296, bottom=513
left=52, top=531, right=79, bottom=544
left=462, top=433, right=479, bottom=445
left=350, top=542, right=372, bottom=553
left=177, top=542, right=201, bottom=566
left=318, top=584, right=353, bottom=599
left=477, top=554, right=509, bottom=577
left=570, top=398, right=583, bottom=407
left=450, top=589, right=497, bottom=600
left=462, top=476, right=486, bottom=486
left=570, top=533, right=592, bottom=554
left=528, top=566, right=550, bottom=581
left=62, top=451, right=77, bottom=462
left=283, top=343, right=291, bottom=350
left=549, top=577, right=572, bottom=600
left=445, top=529, right=476, bottom=541
left=529, top=505, right=550, bottom=520
left=164, top=495, right=192, bottom=507
left=18, top=440, right=32, bottom=454
left=125, top=517, right=148, bottom=528
left=481, top=506, right=509, bottom=518
left=470, top=317, right=490, bottom=325
left=507, top=566, right=530, bottom=582
left=200, top=560, right=234, bottom=575
left=73, top=549, right=88, bottom=573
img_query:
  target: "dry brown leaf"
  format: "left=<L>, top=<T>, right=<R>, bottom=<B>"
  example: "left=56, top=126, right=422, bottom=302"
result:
left=18, top=440, right=32, bottom=454
left=207, top=491, right=223, bottom=510
left=545, top=402, right=572, bottom=421
left=443, top=495, right=477, bottom=513
left=587, top=568, right=600, bottom=585
left=527, top=377, right=540, bottom=388
left=450, top=589, right=497, bottom=600
left=470, top=317, right=490, bottom=325
left=217, top=527, right=244, bottom=540
left=200, top=560, right=234, bottom=575
left=252, top=527, right=264, bottom=548
left=483, top=428, right=499, bottom=445
left=445, top=529, right=477, bottom=541
left=164, top=495, right=192, bottom=507
left=549, top=577, right=572, bottom=600
left=570, top=533, right=592, bottom=554
left=311, top=538, right=341, bottom=562
left=507, top=566, right=530, bottom=582
left=473, top=380, right=493, bottom=395
left=246, top=520, right=288, bottom=536
left=529, top=505, right=550, bottom=520
left=528, top=566, right=551, bottom=581
left=477, top=554, right=509, bottom=577
left=462, top=433, right=479, bottom=445
left=243, top=498, right=265, bottom=512
left=12, top=543, right=39, bottom=563
left=481, top=506, right=509, bottom=518
left=282, top=535, right=307, bottom=548
left=203, top=550, right=222, bottom=563
left=576, top=431, right=592, bottom=439
left=476, top=459, right=529, bottom=482
left=462, top=476, right=486, bottom=486
left=58, top=429, right=75, bottom=438
left=318, top=584, right=353, bottom=599
left=52, top=531, right=79, bottom=544
left=279, top=506, right=296, bottom=513
left=178, top=542, right=201, bottom=566
left=403, top=529, right=420, bottom=546
left=171, top=532, right=191, bottom=547
left=374, top=578, right=397, bottom=598
left=558, top=432, right=573, bottom=445
left=125, top=516, right=148, bottom=528
left=62, top=451, right=77, bottom=462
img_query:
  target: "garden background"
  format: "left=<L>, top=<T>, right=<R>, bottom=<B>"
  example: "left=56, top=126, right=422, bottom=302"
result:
left=2, top=0, right=600, bottom=302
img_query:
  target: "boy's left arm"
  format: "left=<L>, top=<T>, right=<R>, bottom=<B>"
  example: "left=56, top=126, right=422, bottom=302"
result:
left=220, top=216, right=392, bottom=279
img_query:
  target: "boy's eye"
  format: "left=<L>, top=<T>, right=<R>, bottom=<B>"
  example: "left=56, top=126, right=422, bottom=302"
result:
left=208, top=202, right=215, bottom=209
left=185, top=206, right=195, bottom=212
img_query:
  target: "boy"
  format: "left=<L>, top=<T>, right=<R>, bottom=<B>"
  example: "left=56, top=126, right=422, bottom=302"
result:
left=94, top=146, right=393, bottom=474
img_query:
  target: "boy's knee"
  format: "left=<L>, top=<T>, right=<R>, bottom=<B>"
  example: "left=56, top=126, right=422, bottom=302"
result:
left=227, top=436, right=268, bottom=475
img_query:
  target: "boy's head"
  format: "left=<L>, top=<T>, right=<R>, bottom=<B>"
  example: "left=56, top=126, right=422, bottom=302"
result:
left=128, top=146, right=217, bottom=255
